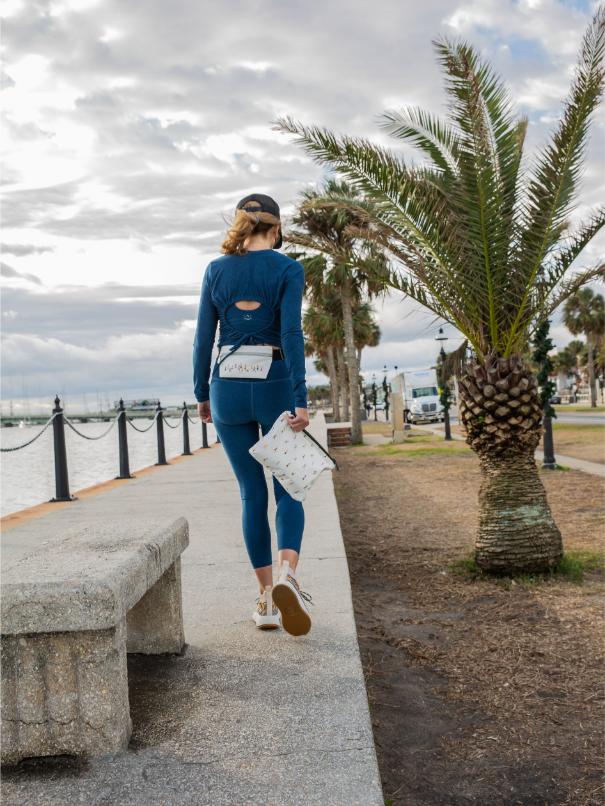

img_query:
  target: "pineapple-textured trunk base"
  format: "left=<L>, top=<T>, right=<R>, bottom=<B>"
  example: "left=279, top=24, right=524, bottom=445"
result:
left=476, top=452, right=563, bottom=573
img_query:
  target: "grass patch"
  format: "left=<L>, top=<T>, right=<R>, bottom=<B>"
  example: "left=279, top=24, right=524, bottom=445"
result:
left=540, top=463, right=570, bottom=472
left=358, top=444, right=468, bottom=457
left=552, top=423, right=605, bottom=431
left=555, top=550, right=605, bottom=581
left=553, top=405, right=605, bottom=413
left=362, top=421, right=393, bottom=436
left=450, top=549, right=604, bottom=585
left=405, top=431, right=440, bottom=443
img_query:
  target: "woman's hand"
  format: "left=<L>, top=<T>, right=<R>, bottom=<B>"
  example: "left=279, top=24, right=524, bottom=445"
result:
left=197, top=401, right=212, bottom=423
left=287, top=407, right=309, bottom=432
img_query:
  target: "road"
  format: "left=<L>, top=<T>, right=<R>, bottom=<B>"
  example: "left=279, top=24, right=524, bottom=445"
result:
left=364, top=409, right=605, bottom=427
left=442, top=408, right=605, bottom=427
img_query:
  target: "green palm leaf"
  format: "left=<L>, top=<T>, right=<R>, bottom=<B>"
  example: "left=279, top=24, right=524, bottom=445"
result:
left=273, top=8, right=605, bottom=361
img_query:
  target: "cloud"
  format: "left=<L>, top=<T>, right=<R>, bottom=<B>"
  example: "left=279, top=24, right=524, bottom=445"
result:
left=0, top=261, right=42, bottom=284
left=1, top=0, right=604, bottom=403
left=1, top=242, right=54, bottom=256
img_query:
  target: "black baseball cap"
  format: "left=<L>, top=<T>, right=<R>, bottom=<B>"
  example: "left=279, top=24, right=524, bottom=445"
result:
left=235, top=193, right=282, bottom=249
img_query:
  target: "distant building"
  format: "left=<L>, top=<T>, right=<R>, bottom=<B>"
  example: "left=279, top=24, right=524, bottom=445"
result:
left=111, top=399, right=160, bottom=412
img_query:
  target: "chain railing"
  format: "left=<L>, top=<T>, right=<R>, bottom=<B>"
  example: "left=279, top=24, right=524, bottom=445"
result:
left=2, top=395, right=213, bottom=503
left=64, top=415, right=119, bottom=440
left=0, top=411, right=60, bottom=452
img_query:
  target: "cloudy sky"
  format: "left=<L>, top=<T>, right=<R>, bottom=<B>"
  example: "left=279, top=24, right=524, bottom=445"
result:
left=1, top=0, right=604, bottom=412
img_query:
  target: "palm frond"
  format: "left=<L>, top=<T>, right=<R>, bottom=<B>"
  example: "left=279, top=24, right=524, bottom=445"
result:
left=547, top=205, right=605, bottom=278
left=274, top=10, right=605, bottom=361
left=377, top=106, right=460, bottom=175
left=508, top=7, right=605, bottom=352
left=542, top=264, right=605, bottom=318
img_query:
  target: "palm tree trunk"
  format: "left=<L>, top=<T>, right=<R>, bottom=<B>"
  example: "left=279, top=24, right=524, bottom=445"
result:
left=337, top=346, right=349, bottom=421
left=458, top=354, right=563, bottom=574
left=476, top=452, right=563, bottom=573
left=345, top=376, right=351, bottom=412
left=587, top=336, right=597, bottom=408
left=341, top=276, right=362, bottom=444
left=325, top=345, right=340, bottom=421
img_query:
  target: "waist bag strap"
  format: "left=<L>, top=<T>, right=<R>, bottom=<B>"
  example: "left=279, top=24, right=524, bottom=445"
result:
left=215, top=334, right=250, bottom=368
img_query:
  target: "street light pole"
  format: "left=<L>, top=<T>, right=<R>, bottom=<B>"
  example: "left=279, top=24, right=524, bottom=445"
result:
left=371, top=373, right=378, bottom=421
left=436, top=328, right=452, bottom=441
left=382, top=364, right=390, bottom=422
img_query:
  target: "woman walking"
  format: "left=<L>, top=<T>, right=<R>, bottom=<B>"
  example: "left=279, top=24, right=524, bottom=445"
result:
left=193, top=193, right=313, bottom=636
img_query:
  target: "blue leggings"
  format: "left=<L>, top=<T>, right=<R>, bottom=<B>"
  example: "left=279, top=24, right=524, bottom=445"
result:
left=209, top=358, right=305, bottom=569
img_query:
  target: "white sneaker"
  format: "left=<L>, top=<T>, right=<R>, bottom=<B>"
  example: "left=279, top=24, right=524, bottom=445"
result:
left=272, top=561, right=313, bottom=636
left=252, top=585, right=281, bottom=630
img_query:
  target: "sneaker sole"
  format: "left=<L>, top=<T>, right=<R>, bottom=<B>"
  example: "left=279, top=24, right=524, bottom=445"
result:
left=253, top=616, right=281, bottom=630
left=272, top=583, right=311, bottom=636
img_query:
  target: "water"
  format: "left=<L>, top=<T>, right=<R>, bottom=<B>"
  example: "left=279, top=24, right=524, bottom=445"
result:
left=0, top=416, right=217, bottom=517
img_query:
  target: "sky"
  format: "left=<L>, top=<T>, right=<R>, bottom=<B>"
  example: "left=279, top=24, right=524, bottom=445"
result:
left=1, top=0, right=604, bottom=413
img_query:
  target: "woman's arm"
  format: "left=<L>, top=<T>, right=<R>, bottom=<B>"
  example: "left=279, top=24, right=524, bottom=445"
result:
left=193, top=263, right=218, bottom=403
left=280, top=261, right=308, bottom=410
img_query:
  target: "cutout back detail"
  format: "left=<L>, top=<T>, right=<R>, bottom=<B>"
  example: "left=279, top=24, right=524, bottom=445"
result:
left=224, top=299, right=275, bottom=335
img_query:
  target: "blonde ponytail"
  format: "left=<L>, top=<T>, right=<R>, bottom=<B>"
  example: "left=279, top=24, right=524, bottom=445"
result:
left=221, top=208, right=280, bottom=255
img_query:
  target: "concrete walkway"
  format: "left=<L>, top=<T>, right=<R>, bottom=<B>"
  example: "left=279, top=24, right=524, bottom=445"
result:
left=1, top=414, right=383, bottom=806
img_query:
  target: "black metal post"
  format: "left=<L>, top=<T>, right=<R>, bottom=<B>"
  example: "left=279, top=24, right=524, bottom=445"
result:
left=50, top=394, right=72, bottom=502
left=382, top=370, right=390, bottom=422
left=116, top=398, right=132, bottom=478
left=439, top=345, right=452, bottom=441
left=155, top=401, right=167, bottom=465
left=543, top=414, right=556, bottom=469
left=201, top=420, right=209, bottom=448
left=372, top=382, right=377, bottom=421
left=182, top=401, right=192, bottom=456
left=532, top=319, right=557, bottom=470
left=443, top=404, right=452, bottom=440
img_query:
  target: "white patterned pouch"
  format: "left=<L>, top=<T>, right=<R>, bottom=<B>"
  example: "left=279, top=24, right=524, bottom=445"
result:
left=249, top=411, right=338, bottom=501
left=217, top=344, right=273, bottom=379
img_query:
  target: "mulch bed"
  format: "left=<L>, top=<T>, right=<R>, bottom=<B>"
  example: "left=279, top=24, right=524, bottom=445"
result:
left=333, top=444, right=604, bottom=806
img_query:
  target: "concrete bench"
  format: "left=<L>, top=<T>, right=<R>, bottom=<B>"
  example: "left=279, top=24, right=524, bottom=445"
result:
left=1, top=516, right=189, bottom=765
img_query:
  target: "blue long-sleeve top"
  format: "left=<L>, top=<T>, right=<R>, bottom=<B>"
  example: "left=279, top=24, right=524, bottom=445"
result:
left=192, top=249, right=307, bottom=408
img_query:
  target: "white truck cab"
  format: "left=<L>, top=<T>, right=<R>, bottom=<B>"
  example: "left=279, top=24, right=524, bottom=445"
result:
left=391, top=368, right=443, bottom=425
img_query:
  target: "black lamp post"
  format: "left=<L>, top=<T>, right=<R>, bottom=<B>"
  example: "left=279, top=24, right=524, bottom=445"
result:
left=382, top=364, right=391, bottom=421
left=532, top=319, right=557, bottom=469
left=371, top=373, right=378, bottom=421
left=436, top=328, right=452, bottom=441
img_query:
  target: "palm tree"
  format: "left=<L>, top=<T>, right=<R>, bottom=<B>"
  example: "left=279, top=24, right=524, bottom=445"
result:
left=354, top=302, right=381, bottom=374
left=287, top=180, right=391, bottom=443
left=303, top=290, right=381, bottom=422
left=303, top=294, right=343, bottom=419
left=298, top=253, right=348, bottom=419
left=563, top=288, right=605, bottom=406
left=274, top=9, right=605, bottom=573
left=553, top=344, right=580, bottom=397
